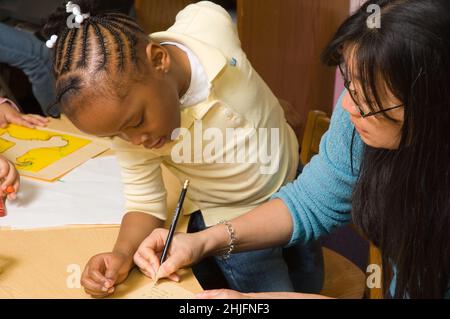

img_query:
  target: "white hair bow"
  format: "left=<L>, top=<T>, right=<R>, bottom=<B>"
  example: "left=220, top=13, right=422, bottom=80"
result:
left=46, top=35, right=58, bottom=49
left=66, top=1, right=90, bottom=24
left=46, top=1, right=90, bottom=49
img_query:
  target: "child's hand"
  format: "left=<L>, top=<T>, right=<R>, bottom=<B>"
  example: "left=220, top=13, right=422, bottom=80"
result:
left=81, top=252, right=133, bottom=298
left=0, top=157, right=19, bottom=200
left=0, top=102, right=49, bottom=129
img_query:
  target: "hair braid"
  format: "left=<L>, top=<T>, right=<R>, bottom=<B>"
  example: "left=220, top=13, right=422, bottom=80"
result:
left=61, top=28, right=79, bottom=75
left=77, top=20, right=91, bottom=69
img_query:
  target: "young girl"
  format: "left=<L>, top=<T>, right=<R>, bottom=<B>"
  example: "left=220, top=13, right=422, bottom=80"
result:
left=136, top=0, right=450, bottom=299
left=43, top=1, right=323, bottom=297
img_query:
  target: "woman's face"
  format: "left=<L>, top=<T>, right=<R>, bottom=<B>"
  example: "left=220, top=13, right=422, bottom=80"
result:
left=341, top=54, right=405, bottom=150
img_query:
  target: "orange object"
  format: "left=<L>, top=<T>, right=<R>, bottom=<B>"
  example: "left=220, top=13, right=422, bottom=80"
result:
left=0, top=198, right=6, bottom=218
left=6, top=186, right=14, bottom=194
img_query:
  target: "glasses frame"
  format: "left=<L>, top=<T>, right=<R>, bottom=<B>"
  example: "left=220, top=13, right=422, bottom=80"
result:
left=338, top=64, right=404, bottom=118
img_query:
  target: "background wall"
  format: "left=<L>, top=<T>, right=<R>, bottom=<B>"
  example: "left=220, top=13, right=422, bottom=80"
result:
left=333, top=0, right=368, bottom=107
left=351, top=0, right=367, bottom=13
left=135, top=0, right=194, bottom=33
left=135, top=0, right=236, bottom=33
left=238, top=0, right=350, bottom=141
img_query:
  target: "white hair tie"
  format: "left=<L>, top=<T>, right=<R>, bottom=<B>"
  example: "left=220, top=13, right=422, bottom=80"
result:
left=46, top=35, right=58, bottom=49
left=66, top=1, right=90, bottom=24
left=46, top=1, right=90, bottom=49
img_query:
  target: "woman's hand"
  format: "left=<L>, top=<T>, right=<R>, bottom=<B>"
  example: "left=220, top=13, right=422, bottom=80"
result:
left=196, top=289, right=251, bottom=299
left=0, top=102, right=49, bottom=129
left=134, top=229, right=208, bottom=282
left=196, top=289, right=331, bottom=299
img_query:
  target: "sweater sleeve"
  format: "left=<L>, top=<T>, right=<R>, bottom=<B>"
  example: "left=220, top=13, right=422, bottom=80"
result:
left=0, top=98, right=20, bottom=112
left=112, top=138, right=168, bottom=221
left=272, top=93, right=365, bottom=245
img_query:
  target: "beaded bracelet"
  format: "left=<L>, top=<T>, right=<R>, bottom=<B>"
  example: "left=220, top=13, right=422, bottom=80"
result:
left=217, top=220, right=236, bottom=260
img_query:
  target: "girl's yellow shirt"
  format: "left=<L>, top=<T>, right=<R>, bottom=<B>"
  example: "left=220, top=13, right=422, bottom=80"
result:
left=112, top=1, right=299, bottom=226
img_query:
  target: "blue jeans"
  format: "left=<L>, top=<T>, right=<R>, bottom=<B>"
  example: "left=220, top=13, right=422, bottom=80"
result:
left=0, top=23, right=60, bottom=117
left=188, top=211, right=324, bottom=293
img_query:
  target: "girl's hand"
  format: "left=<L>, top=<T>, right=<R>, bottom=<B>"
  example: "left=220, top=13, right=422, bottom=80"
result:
left=81, top=251, right=134, bottom=298
left=0, top=157, right=19, bottom=200
left=134, top=229, right=207, bottom=282
left=0, top=102, right=49, bottom=129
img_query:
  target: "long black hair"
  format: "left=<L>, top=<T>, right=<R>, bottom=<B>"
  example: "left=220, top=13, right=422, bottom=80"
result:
left=323, top=0, right=450, bottom=298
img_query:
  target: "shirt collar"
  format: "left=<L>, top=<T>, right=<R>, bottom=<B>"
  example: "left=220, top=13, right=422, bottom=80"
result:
left=150, top=31, right=227, bottom=84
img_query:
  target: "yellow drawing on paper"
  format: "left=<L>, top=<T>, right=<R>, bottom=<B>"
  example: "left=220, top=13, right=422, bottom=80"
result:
left=0, top=124, right=91, bottom=173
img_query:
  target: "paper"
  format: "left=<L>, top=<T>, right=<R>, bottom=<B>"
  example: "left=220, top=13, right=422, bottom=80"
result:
left=0, top=124, right=109, bottom=181
left=0, top=156, right=125, bottom=229
left=125, top=281, right=195, bottom=299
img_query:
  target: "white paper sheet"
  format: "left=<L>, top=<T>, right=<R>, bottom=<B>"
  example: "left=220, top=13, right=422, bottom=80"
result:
left=0, top=157, right=125, bottom=229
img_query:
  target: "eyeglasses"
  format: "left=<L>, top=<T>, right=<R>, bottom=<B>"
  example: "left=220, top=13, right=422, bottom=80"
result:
left=338, top=64, right=404, bottom=118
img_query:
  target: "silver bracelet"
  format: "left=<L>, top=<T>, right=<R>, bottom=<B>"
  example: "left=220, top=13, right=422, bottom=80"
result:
left=217, top=220, right=236, bottom=260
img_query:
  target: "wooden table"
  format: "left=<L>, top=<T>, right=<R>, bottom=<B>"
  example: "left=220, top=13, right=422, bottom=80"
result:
left=0, top=116, right=203, bottom=299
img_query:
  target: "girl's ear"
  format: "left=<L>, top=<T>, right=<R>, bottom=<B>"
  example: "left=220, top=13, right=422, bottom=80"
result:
left=145, top=42, right=171, bottom=74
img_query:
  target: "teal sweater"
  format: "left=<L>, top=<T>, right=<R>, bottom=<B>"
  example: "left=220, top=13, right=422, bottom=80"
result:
left=274, top=94, right=363, bottom=245
left=273, top=93, right=450, bottom=298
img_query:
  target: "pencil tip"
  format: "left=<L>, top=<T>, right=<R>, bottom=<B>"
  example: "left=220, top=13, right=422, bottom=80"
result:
left=184, top=180, right=190, bottom=188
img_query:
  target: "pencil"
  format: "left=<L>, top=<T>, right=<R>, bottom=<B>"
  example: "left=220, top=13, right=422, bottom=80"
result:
left=153, top=180, right=190, bottom=286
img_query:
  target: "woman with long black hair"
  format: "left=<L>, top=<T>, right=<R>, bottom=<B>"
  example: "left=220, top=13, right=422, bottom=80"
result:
left=134, top=0, right=450, bottom=299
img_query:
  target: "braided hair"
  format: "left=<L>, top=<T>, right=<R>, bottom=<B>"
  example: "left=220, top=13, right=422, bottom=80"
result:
left=43, top=0, right=149, bottom=116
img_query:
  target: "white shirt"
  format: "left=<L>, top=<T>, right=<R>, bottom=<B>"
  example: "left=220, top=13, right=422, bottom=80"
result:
left=161, top=41, right=211, bottom=108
